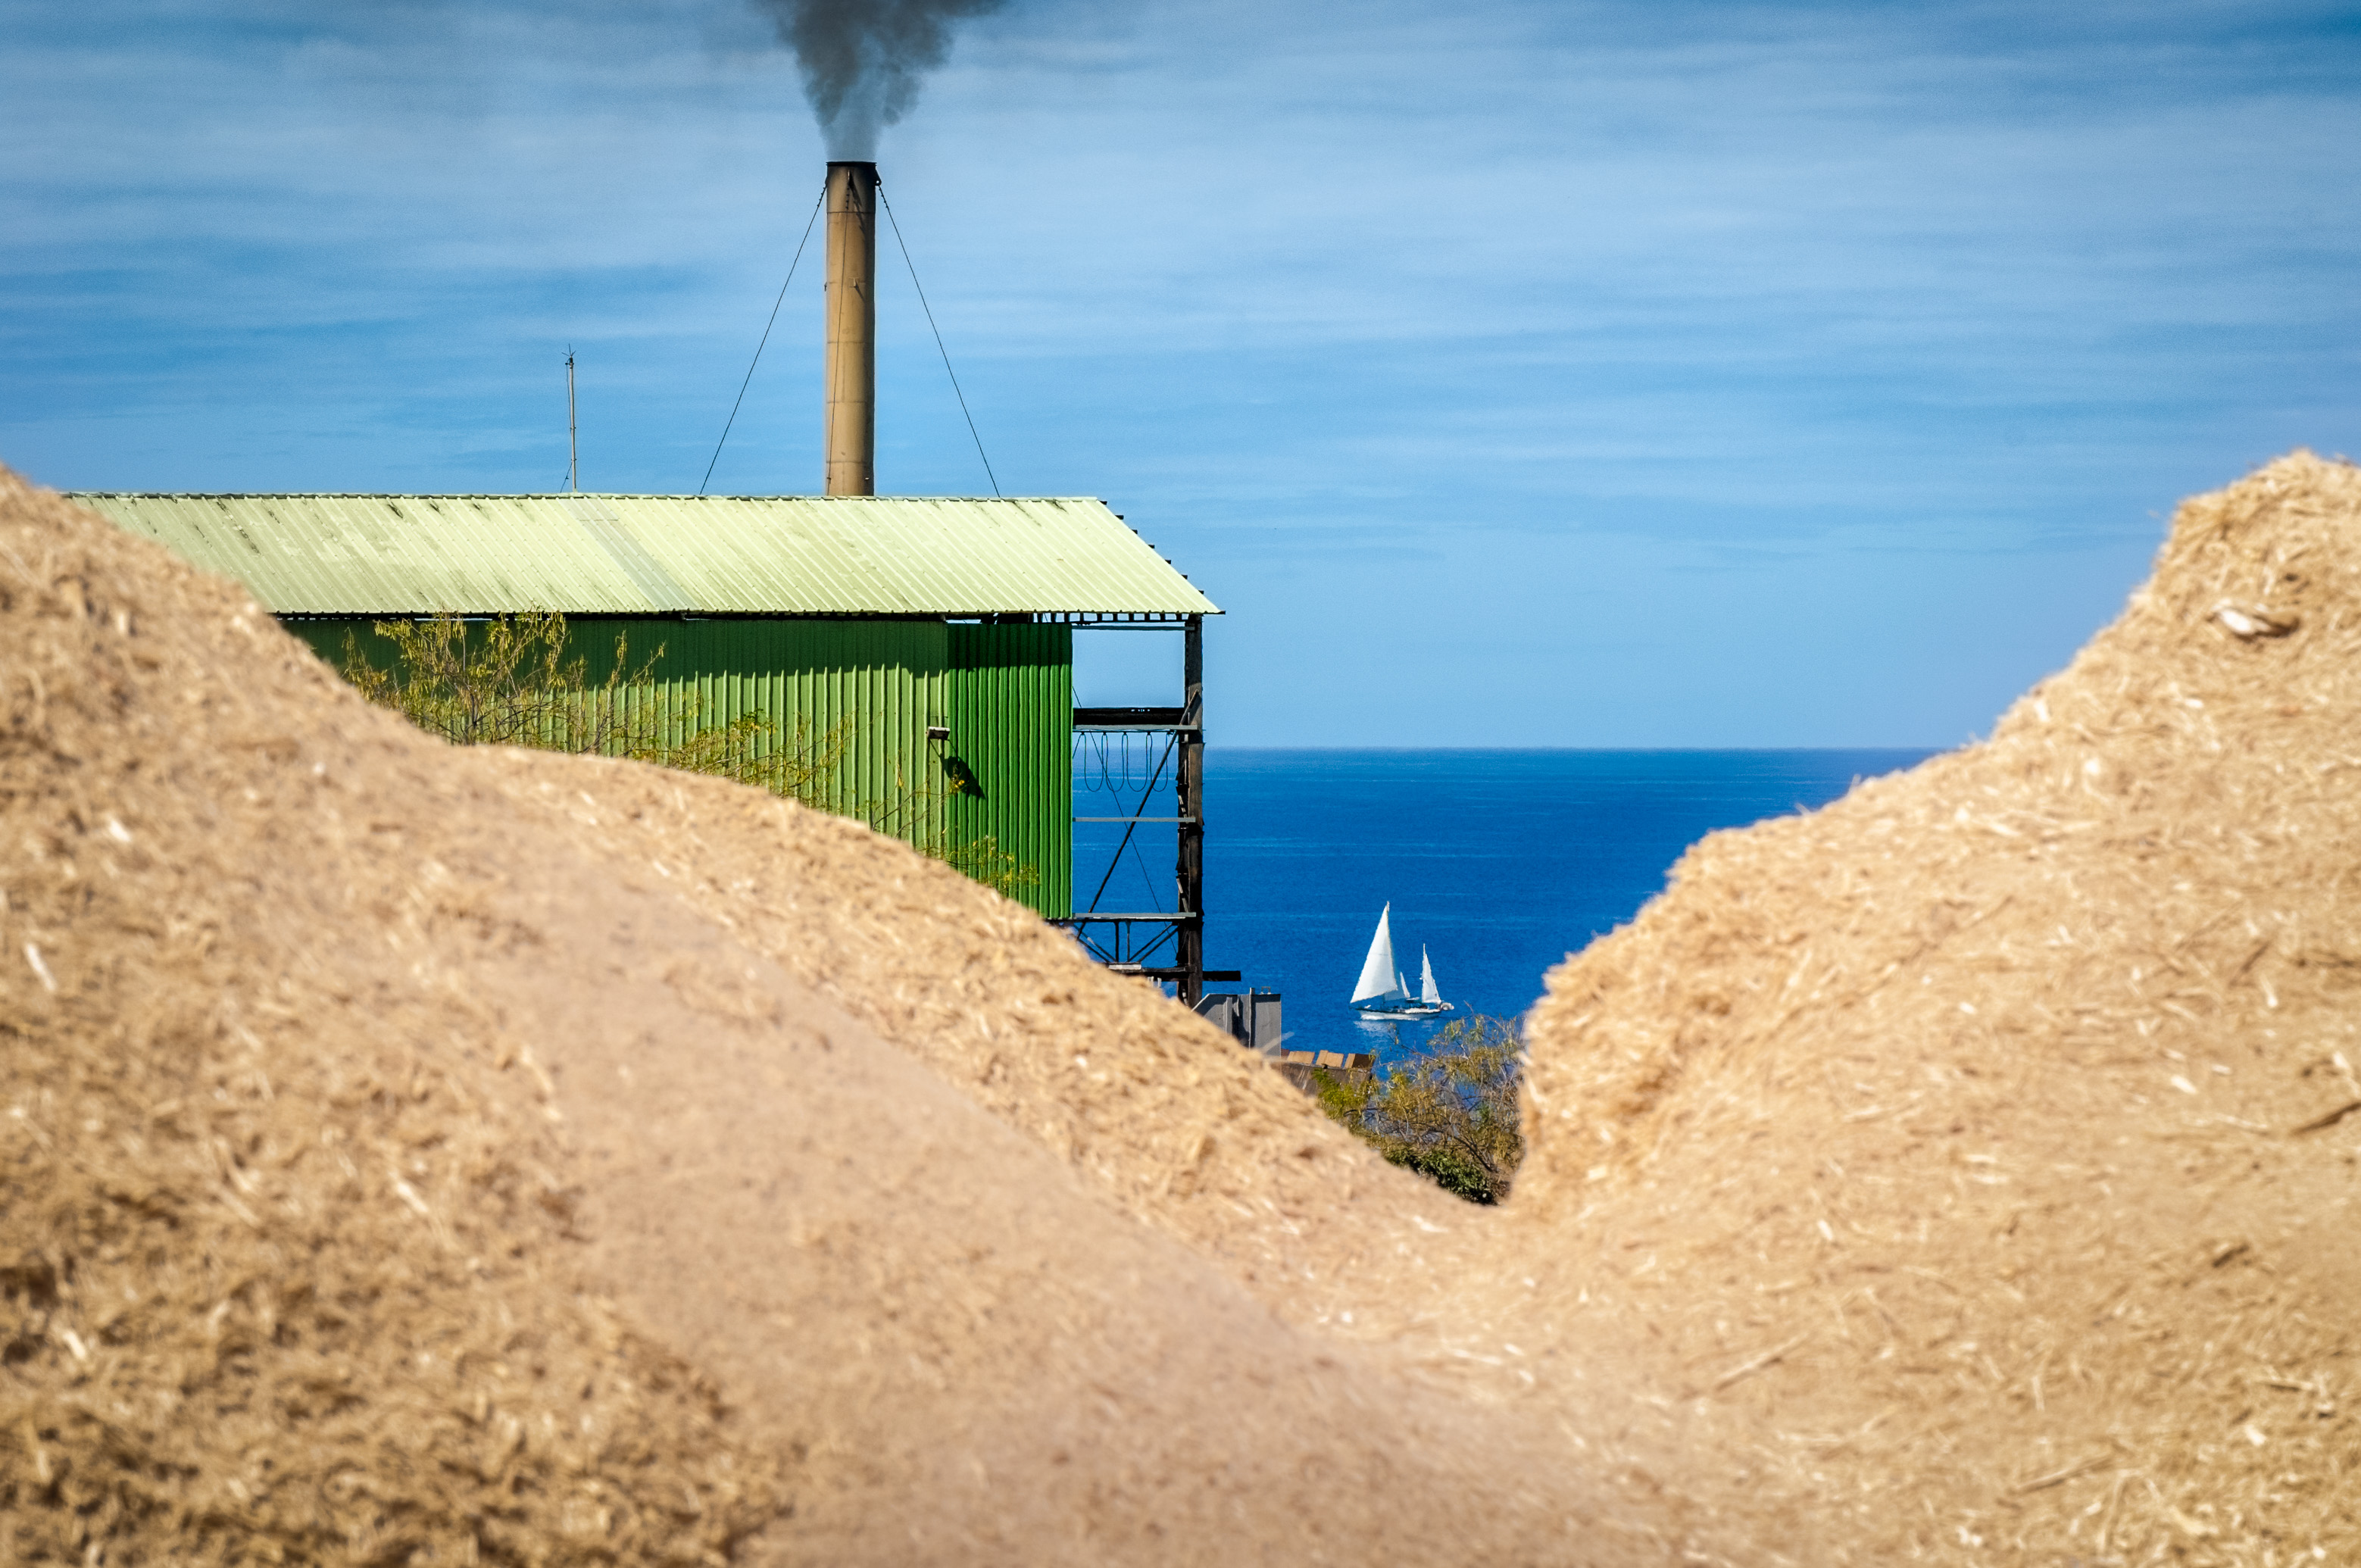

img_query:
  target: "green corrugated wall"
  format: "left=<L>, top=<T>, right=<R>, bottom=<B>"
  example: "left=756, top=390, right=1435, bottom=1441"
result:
left=946, top=623, right=1074, bottom=920
left=287, top=614, right=1072, bottom=918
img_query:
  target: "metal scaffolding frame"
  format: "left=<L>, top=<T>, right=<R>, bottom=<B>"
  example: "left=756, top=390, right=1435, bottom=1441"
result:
left=1052, top=614, right=1234, bottom=1004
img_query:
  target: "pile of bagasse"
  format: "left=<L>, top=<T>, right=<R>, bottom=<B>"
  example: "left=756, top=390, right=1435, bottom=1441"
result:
left=5, top=453, right=2357, bottom=1566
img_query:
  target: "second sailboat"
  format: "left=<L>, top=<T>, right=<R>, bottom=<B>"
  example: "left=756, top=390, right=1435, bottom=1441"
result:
left=1349, top=903, right=1454, bottom=1020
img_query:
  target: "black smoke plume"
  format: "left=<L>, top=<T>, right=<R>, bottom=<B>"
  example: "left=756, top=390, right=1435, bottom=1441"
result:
left=754, top=0, right=1007, bottom=158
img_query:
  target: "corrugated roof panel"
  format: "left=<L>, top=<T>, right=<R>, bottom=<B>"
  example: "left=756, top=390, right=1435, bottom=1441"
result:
left=71, top=493, right=1217, bottom=618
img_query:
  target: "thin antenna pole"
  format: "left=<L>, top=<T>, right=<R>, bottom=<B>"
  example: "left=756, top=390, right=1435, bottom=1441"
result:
left=566, top=349, right=578, bottom=493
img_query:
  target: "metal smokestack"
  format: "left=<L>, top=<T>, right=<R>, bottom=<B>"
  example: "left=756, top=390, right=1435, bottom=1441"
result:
left=823, top=160, right=878, bottom=496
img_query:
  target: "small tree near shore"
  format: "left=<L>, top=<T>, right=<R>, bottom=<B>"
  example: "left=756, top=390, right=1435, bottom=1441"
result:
left=1312, top=1015, right=1526, bottom=1204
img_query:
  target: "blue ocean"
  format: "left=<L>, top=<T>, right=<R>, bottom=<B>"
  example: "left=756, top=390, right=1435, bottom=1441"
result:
left=1072, top=748, right=1934, bottom=1066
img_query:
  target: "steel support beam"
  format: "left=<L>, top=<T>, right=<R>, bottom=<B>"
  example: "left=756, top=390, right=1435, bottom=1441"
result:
left=1176, top=614, right=1205, bottom=1005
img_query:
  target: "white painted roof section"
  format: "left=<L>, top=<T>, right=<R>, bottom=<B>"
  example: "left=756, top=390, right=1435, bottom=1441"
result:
left=71, top=493, right=1220, bottom=617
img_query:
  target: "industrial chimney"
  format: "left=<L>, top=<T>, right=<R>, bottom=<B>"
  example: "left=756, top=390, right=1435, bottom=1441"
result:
left=823, top=161, right=878, bottom=496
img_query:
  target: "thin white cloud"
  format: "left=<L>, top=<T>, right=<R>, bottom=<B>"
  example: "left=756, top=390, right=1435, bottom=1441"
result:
left=2, top=0, right=2355, bottom=740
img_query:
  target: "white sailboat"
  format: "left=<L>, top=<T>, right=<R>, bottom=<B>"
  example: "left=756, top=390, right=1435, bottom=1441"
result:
left=1416, top=946, right=1447, bottom=1010
left=1350, top=904, right=1454, bottom=1020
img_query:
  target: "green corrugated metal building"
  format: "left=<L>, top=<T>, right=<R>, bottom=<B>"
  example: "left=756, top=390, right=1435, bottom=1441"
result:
left=73, top=492, right=1219, bottom=920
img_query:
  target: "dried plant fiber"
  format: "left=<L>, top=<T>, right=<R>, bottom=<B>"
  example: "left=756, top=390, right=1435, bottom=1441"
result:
left=5, top=450, right=2359, bottom=1566
left=1502, top=450, right=2361, bottom=1563
left=0, top=464, right=1614, bottom=1564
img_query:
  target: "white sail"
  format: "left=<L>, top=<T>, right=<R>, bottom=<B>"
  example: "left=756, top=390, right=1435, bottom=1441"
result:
left=1352, top=904, right=1403, bottom=1004
left=1419, top=946, right=1443, bottom=1007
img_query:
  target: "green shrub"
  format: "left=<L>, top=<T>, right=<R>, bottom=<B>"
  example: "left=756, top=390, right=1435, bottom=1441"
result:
left=339, top=610, right=1037, bottom=897
left=1313, top=1015, right=1525, bottom=1204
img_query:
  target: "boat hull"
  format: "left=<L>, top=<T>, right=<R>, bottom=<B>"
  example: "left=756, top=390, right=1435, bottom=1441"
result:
left=1351, top=1001, right=1454, bottom=1021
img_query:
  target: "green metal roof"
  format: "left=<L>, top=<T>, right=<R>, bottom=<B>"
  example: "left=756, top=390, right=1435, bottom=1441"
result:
left=71, top=493, right=1220, bottom=618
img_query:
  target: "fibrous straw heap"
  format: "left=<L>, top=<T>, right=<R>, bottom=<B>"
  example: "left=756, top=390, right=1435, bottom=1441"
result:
left=1501, top=450, right=2361, bottom=1560
left=5, top=451, right=2359, bottom=1564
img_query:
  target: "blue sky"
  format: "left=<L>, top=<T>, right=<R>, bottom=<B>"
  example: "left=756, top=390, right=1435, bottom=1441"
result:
left=4, top=0, right=2356, bottom=745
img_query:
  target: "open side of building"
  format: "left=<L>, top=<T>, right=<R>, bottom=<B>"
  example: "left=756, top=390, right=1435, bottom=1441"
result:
left=74, top=491, right=1220, bottom=926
